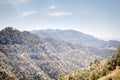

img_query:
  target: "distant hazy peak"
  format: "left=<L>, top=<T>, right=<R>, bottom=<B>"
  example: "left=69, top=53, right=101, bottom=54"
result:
left=32, top=29, right=120, bottom=49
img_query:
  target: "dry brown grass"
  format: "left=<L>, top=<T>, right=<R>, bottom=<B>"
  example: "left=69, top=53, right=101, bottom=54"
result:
left=99, top=67, right=120, bottom=80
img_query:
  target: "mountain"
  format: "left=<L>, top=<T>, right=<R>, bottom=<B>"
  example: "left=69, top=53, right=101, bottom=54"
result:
left=0, top=27, right=115, bottom=80
left=32, top=29, right=120, bottom=49
left=58, top=46, right=120, bottom=80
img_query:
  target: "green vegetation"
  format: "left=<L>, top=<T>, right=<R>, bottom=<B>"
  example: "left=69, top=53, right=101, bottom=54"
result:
left=89, top=70, right=98, bottom=80
left=0, top=27, right=41, bottom=45
left=117, top=58, right=120, bottom=66
left=94, top=59, right=100, bottom=64
left=58, top=46, right=120, bottom=80
left=0, top=27, right=119, bottom=80
left=0, top=52, right=18, bottom=80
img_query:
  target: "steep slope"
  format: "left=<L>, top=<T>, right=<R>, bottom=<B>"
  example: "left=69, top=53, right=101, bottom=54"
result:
left=32, top=29, right=120, bottom=49
left=0, top=51, right=19, bottom=80
left=58, top=46, right=120, bottom=80
left=0, top=27, right=115, bottom=80
left=0, top=27, right=52, bottom=80
left=99, top=69, right=120, bottom=80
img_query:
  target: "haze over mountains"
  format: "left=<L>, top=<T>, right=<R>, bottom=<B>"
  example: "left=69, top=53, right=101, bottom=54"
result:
left=32, top=29, right=120, bottom=49
left=0, top=27, right=120, bottom=80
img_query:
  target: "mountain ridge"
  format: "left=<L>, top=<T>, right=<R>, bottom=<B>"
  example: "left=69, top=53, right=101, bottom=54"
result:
left=32, top=29, right=120, bottom=49
left=0, top=27, right=117, bottom=80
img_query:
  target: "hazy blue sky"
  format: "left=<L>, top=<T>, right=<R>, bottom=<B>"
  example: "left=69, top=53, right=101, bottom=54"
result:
left=0, top=0, right=120, bottom=40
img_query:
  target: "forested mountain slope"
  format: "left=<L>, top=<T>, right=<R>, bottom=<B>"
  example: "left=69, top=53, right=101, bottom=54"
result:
left=0, top=27, right=115, bottom=80
left=58, top=47, right=120, bottom=80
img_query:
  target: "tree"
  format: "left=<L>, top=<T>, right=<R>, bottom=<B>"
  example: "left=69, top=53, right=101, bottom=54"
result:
left=89, top=62, right=93, bottom=66
left=117, top=58, right=120, bottom=66
left=57, top=74, right=64, bottom=80
left=89, top=70, right=98, bottom=80
left=115, top=46, right=120, bottom=66
left=117, top=46, right=120, bottom=53
left=101, top=68, right=108, bottom=76
left=94, top=59, right=100, bottom=64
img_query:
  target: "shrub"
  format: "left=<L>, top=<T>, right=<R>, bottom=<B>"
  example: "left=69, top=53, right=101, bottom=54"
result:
left=117, top=58, right=120, bottom=66
left=89, top=70, right=98, bottom=80
left=94, top=59, right=100, bottom=64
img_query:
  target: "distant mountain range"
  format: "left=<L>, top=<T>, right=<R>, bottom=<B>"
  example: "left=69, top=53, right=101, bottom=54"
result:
left=32, top=29, right=120, bottom=49
left=0, top=27, right=119, bottom=80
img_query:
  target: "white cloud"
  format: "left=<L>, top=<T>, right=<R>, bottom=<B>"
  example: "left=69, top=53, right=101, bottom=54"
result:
left=17, top=11, right=37, bottom=19
left=48, top=5, right=56, bottom=10
left=0, top=0, right=28, bottom=4
left=47, top=12, right=73, bottom=16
